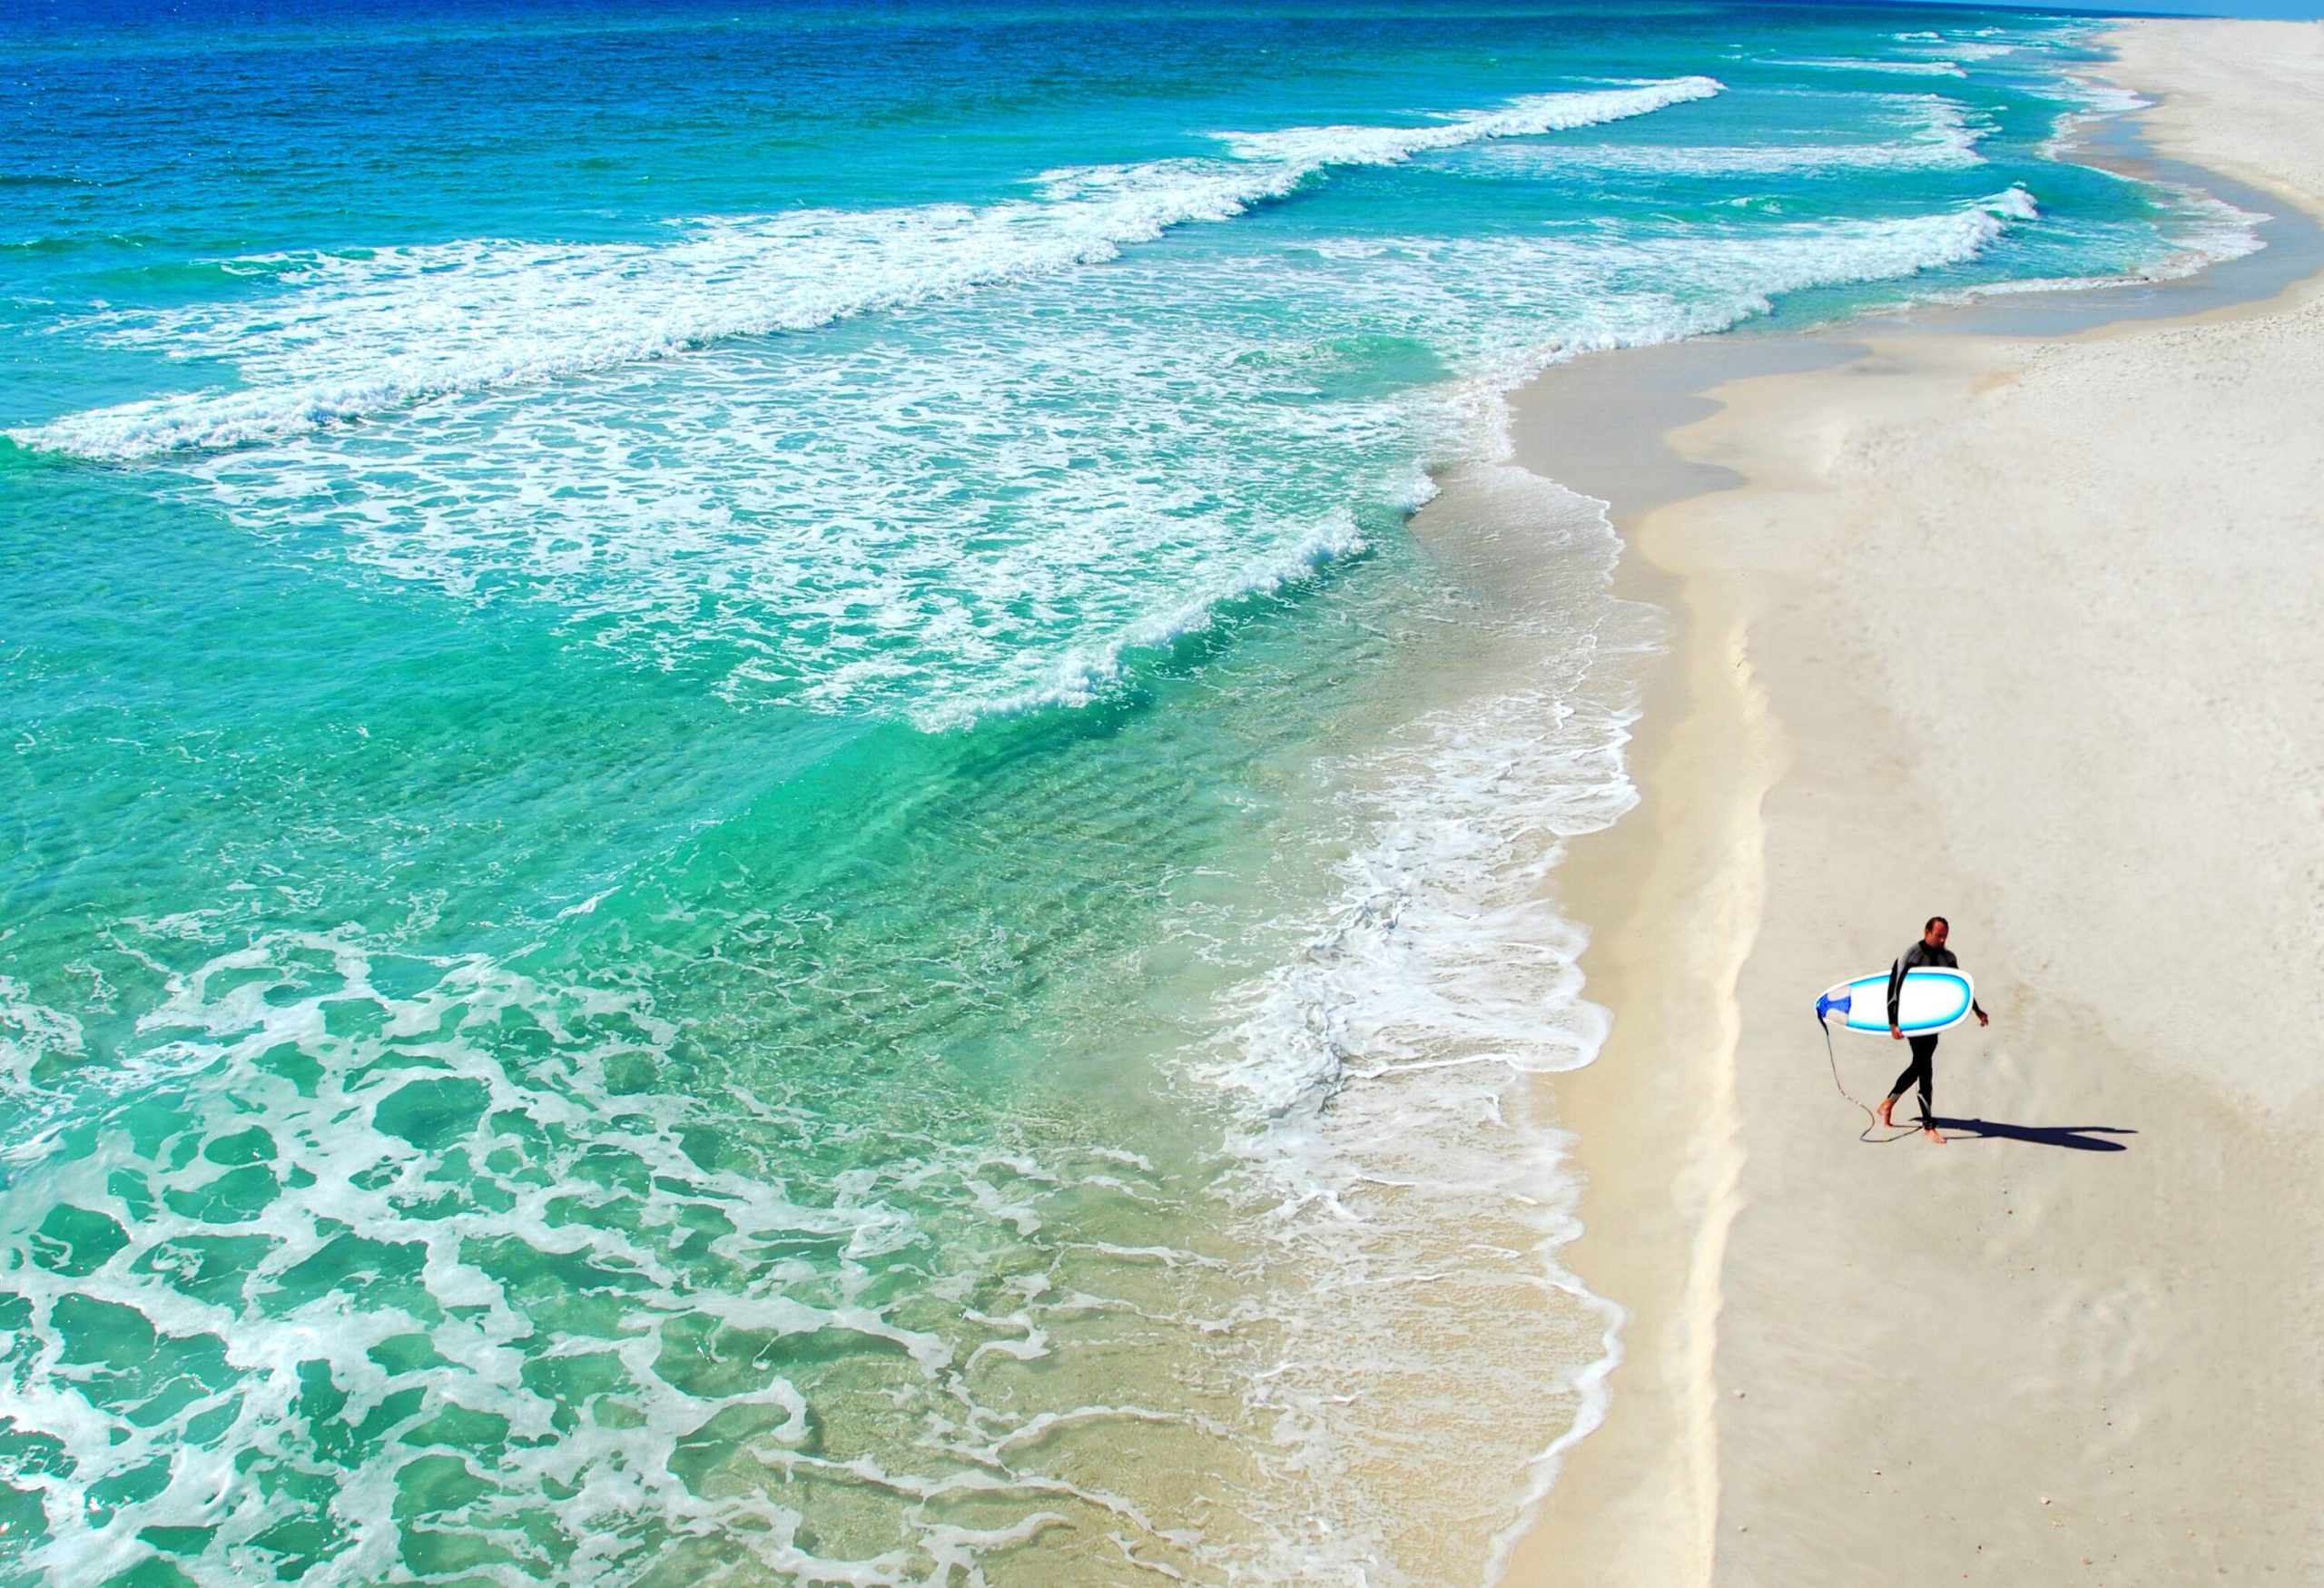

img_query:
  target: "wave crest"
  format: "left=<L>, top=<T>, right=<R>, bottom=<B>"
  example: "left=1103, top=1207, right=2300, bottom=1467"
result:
left=11, top=78, right=1723, bottom=462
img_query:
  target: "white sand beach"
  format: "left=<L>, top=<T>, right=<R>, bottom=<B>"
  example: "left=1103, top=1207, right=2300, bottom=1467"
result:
left=1502, top=18, right=2324, bottom=1585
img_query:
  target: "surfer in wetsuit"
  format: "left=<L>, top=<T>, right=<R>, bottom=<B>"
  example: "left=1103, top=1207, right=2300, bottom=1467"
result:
left=1879, top=915, right=1988, bottom=1141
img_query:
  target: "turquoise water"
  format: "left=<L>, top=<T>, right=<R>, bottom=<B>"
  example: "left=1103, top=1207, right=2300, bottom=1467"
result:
left=0, top=4, right=2250, bottom=1583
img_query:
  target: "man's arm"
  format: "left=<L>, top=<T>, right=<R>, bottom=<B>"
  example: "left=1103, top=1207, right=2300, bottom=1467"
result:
left=1887, top=951, right=1909, bottom=1037
left=1950, top=947, right=1991, bottom=1026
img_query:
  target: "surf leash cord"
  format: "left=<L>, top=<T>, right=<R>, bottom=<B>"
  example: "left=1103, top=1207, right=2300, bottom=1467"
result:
left=1814, top=991, right=1914, bottom=1144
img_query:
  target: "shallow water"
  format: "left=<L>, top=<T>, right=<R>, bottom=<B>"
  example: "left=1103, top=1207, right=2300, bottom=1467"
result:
left=0, top=3, right=2253, bottom=1582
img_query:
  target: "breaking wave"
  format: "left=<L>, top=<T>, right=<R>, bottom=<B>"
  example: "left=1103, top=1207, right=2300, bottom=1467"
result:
left=12, top=79, right=1721, bottom=462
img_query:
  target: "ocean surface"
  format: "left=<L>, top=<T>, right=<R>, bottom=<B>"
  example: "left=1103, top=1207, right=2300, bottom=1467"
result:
left=0, top=3, right=2253, bottom=1583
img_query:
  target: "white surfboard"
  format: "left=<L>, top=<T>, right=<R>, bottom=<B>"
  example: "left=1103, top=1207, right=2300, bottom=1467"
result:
left=1816, top=968, right=1974, bottom=1035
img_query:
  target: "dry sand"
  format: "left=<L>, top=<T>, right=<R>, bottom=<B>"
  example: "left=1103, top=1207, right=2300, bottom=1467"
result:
left=1503, top=20, right=2324, bottom=1586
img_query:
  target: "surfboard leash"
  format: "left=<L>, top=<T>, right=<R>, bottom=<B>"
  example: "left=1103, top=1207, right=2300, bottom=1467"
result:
left=1814, top=998, right=1915, bottom=1145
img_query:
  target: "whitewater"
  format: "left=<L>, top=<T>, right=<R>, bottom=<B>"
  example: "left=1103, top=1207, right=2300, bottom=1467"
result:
left=14, top=78, right=1724, bottom=462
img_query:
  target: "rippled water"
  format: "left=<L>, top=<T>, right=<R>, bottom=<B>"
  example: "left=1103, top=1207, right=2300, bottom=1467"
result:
left=0, top=3, right=2250, bottom=1582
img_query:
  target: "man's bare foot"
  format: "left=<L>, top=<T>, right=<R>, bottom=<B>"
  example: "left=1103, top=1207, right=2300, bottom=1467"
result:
left=1876, top=1096, right=1896, bottom=1129
left=1921, top=1125, right=1946, bottom=1144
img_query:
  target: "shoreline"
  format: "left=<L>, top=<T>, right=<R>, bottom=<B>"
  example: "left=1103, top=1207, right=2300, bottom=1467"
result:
left=1497, top=17, right=2324, bottom=1584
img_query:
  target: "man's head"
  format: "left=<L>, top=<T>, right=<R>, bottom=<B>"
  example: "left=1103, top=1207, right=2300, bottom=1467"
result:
left=1923, top=915, right=1950, bottom=948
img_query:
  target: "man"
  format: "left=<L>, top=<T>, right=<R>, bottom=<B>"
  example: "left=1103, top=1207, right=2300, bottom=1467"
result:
left=1881, top=915, right=1988, bottom=1142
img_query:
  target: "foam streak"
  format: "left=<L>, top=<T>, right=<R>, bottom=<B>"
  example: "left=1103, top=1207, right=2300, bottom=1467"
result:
left=13, top=79, right=1720, bottom=461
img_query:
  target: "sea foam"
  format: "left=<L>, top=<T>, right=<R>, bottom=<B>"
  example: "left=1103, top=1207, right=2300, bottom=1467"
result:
left=12, top=78, right=1720, bottom=463
left=0, top=924, right=1255, bottom=1583
left=1184, top=464, right=1649, bottom=1578
left=1477, top=93, right=1989, bottom=177
left=153, top=188, right=2045, bottom=731
left=1772, top=54, right=1970, bottom=77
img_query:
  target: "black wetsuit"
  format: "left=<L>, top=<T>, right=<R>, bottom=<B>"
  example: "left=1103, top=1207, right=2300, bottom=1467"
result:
left=1886, top=941, right=1985, bottom=1125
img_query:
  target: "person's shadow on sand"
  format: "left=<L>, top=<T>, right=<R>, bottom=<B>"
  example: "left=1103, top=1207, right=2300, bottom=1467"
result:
left=1927, top=1117, right=2135, bottom=1152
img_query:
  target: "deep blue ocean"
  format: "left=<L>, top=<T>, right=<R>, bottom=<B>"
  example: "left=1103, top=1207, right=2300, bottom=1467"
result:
left=0, top=4, right=2249, bottom=1583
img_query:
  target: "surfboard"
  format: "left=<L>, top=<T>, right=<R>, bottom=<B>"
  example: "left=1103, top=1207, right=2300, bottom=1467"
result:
left=1815, top=967, right=1974, bottom=1035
